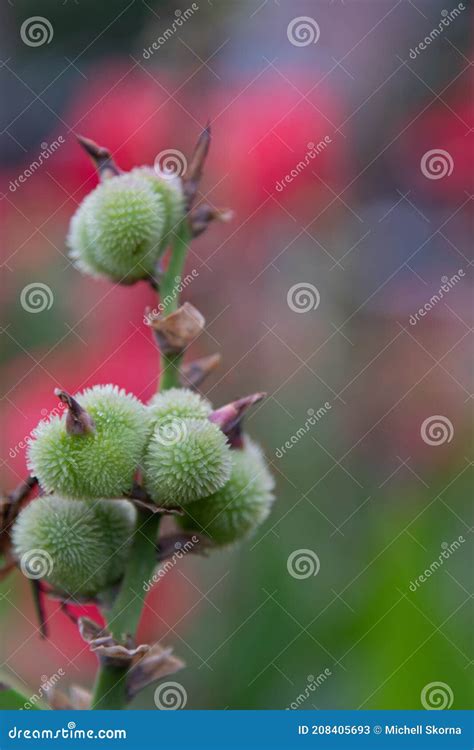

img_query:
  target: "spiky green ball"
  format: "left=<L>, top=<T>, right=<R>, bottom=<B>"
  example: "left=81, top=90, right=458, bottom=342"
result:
left=68, top=168, right=185, bottom=283
left=179, top=438, right=275, bottom=545
left=68, top=173, right=163, bottom=283
left=131, top=166, right=185, bottom=247
left=27, top=385, right=149, bottom=500
left=12, top=496, right=136, bottom=597
left=148, top=388, right=212, bottom=425
left=143, top=417, right=231, bottom=506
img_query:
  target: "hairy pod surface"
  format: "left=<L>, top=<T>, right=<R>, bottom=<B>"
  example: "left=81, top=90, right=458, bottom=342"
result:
left=68, top=169, right=184, bottom=282
left=147, top=387, right=212, bottom=425
left=179, top=437, right=275, bottom=545
left=143, top=417, right=231, bottom=506
left=27, top=385, right=149, bottom=499
left=12, top=495, right=136, bottom=597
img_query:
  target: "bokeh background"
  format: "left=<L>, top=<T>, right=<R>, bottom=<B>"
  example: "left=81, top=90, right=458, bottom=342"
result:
left=1, top=0, right=473, bottom=710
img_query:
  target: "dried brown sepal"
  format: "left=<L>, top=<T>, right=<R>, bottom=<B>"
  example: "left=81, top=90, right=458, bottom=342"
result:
left=209, top=392, right=266, bottom=448
left=157, top=532, right=211, bottom=562
left=54, top=389, right=95, bottom=436
left=78, top=617, right=148, bottom=668
left=150, top=302, right=205, bottom=355
left=182, top=123, right=211, bottom=211
left=180, top=353, right=222, bottom=390
left=190, top=204, right=234, bottom=238
left=76, top=134, right=121, bottom=180
left=126, top=643, right=185, bottom=701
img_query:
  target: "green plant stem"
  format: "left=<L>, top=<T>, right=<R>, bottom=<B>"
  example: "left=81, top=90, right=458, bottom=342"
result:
left=91, top=509, right=161, bottom=709
left=91, top=221, right=190, bottom=709
left=159, top=220, right=191, bottom=391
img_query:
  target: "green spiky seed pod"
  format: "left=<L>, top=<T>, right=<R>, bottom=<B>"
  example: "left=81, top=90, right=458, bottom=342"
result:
left=12, top=496, right=136, bottom=598
left=148, top=387, right=212, bottom=425
left=143, top=417, right=231, bottom=506
left=68, top=172, right=165, bottom=283
left=27, top=385, right=149, bottom=500
left=178, top=438, right=275, bottom=545
left=130, top=166, right=185, bottom=249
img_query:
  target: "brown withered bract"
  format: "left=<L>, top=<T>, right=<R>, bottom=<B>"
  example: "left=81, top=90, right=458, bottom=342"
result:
left=150, top=302, right=205, bottom=355
left=209, top=392, right=266, bottom=448
left=54, top=389, right=95, bottom=436
left=180, top=353, right=221, bottom=390
left=76, top=134, right=121, bottom=180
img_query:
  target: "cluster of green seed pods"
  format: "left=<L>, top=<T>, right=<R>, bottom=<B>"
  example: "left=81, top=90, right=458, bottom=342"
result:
left=13, top=387, right=274, bottom=599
